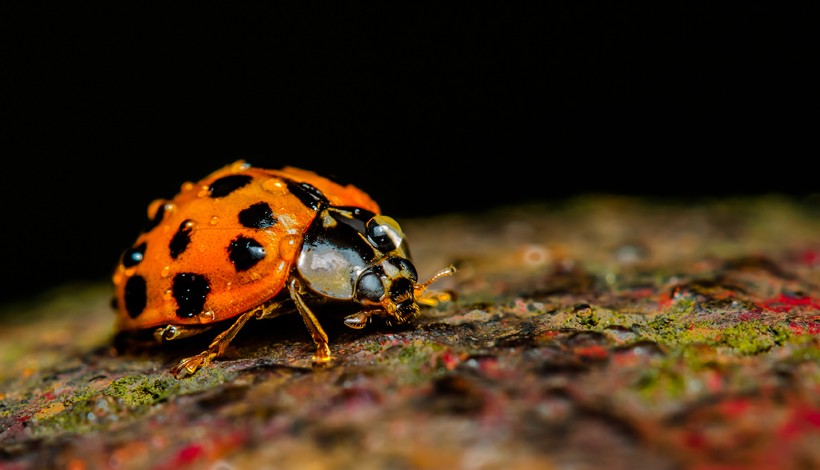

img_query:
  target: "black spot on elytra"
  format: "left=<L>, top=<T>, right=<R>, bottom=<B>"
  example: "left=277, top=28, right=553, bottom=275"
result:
left=143, top=201, right=167, bottom=232
left=228, top=236, right=266, bottom=271
left=170, top=220, right=193, bottom=259
left=239, top=202, right=277, bottom=229
left=209, top=174, right=253, bottom=198
left=172, top=273, right=211, bottom=319
left=122, top=242, right=146, bottom=268
left=286, top=180, right=328, bottom=210
left=124, top=275, right=147, bottom=318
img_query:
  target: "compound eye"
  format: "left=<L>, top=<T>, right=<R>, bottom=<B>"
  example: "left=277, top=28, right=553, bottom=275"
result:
left=356, top=271, right=385, bottom=303
left=396, top=257, right=418, bottom=283
left=366, top=215, right=405, bottom=253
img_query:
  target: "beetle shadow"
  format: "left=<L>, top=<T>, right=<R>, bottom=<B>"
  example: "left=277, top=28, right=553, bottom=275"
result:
left=109, top=305, right=419, bottom=372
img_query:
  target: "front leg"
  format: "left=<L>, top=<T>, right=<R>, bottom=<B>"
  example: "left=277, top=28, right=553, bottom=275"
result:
left=288, top=278, right=332, bottom=364
left=343, top=309, right=386, bottom=329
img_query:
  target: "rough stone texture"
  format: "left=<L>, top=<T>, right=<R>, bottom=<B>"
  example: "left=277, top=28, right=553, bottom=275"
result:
left=1, top=195, right=818, bottom=470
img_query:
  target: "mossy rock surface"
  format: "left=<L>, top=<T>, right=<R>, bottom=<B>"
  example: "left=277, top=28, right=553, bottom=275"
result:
left=2, top=196, right=819, bottom=470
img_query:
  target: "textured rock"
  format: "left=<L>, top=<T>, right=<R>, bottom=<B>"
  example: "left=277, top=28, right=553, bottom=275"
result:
left=1, top=195, right=818, bottom=469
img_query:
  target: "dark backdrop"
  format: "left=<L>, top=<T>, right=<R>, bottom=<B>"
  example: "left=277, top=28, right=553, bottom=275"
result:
left=3, top=5, right=815, bottom=307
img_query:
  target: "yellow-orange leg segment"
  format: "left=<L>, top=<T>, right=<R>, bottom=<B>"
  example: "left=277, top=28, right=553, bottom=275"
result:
left=288, top=278, right=332, bottom=364
left=170, top=307, right=258, bottom=378
left=166, top=298, right=291, bottom=378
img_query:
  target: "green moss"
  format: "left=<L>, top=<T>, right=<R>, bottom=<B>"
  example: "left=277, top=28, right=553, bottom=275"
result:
left=361, top=340, right=384, bottom=354
left=641, top=307, right=792, bottom=358
left=634, top=364, right=686, bottom=401
left=104, top=368, right=233, bottom=408
left=29, top=368, right=233, bottom=439
left=784, top=335, right=820, bottom=362
left=30, top=384, right=126, bottom=438
left=397, top=344, right=419, bottom=362
left=560, top=306, right=632, bottom=331
left=105, top=375, right=181, bottom=407
left=384, top=341, right=446, bottom=386
left=578, top=311, right=599, bottom=327
left=771, top=324, right=792, bottom=345
left=667, top=298, right=698, bottom=316
left=671, top=323, right=721, bottom=346
left=721, top=321, right=789, bottom=355
left=32, top=397, right=101, bottom=436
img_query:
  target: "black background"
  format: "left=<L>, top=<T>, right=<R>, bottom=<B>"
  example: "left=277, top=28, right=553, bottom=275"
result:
left=2, top=5, right=815, bottom=307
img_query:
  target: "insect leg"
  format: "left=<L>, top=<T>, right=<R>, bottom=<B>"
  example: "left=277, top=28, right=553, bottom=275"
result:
left=288, top=278, right=332, bottom=364
left=154, top=324, right=216, bottom=343
left=343, top=310, right=379, bottom=329
left=170, top=306, right=258, bottom=378
left=252, top=298, right=291, bottom=320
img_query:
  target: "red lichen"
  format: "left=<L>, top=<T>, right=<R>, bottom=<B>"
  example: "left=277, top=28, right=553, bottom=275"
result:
left=759, top=294, right=820, bottom=313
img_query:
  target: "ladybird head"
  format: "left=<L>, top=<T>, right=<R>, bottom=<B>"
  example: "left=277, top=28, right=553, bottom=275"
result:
left=296, top=206, right=424, bottom=324
left=355, top=254, right=420, bottom=324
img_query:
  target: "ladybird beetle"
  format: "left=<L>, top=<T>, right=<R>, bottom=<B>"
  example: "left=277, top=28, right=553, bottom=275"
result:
left=112, top=160, right=455, bottom=378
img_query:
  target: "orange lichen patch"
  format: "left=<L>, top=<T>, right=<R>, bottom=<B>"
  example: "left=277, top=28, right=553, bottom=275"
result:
left=33, top=401, right=66, bottom=420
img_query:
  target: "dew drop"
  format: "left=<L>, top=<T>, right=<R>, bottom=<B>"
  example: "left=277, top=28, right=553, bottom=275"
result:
left=160, top=266, right=171, bottom=278
left=279, top=235, right=300, bottom=261
left=231, top=160, right=251, bottom=172
left=180, top=181, right=195, bottom=192
left=95, top=398, right=109, bottom=412
left=156, top=325, right=179, bottom=342
left=198, top=310, right=216, bottom=323
left=262, top=178, right=287, bottom=196
left=210, top=216, right=219, bottom=225
left=521, top=244, right=550, bottom=267
left=163, top=288, right=173, bottom=300
left=197, top=184, right=210, bottom=198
